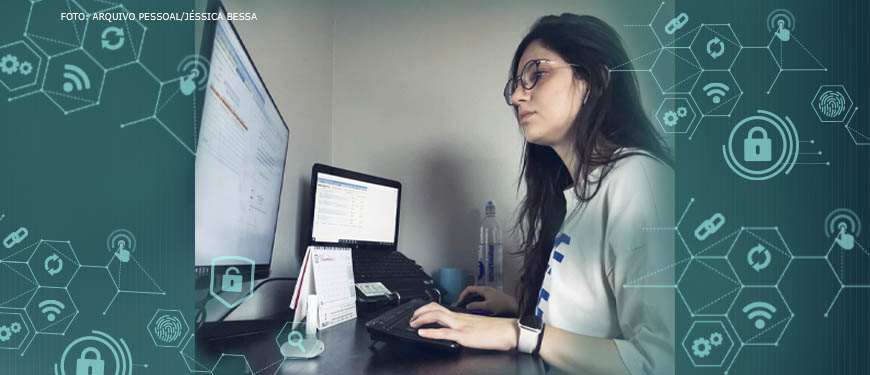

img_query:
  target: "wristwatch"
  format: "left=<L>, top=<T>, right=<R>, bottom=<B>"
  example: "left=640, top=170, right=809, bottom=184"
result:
left=516, top=314, right=545, bottom=354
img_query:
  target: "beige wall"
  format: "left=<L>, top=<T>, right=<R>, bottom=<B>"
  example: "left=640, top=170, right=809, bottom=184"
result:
left=216, top=0, right=669, bottom=299
left=331, top=0, right=667, bottom=295
left=222, top=0, right=334, bottom=278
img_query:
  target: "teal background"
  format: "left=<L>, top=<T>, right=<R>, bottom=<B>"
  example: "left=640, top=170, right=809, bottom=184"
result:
left=1, top=0, right=195, bottom=373
left=1, top=0, right=869, bottom=373
left=671, top=0, right=870, bottom=374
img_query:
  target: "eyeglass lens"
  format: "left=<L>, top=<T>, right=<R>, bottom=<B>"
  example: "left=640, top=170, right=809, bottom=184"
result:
left=504, top=60, right=542, bottom=105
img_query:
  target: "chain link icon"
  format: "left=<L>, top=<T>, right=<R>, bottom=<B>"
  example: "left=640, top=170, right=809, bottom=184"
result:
left=694, top=213, right=725, bottom=241
left=3, top=227, right=29, bottom=249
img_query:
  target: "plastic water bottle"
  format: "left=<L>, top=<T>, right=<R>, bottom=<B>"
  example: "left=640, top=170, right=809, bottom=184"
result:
left=478, top=201, right=503, bottom=291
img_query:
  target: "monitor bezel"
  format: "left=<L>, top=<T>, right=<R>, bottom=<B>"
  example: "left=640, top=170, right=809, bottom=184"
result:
left=307, top=163, right=402, bottom=251
left=195, top=2, right=292, bottom=278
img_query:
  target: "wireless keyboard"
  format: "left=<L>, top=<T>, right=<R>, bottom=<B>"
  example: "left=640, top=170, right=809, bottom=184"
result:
left=365, top=299, right=462, bottom=351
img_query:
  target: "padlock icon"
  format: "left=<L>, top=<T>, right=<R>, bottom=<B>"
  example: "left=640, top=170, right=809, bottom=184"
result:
left=222, top=267, right=243, bottom=292
left=76, top=347, right=105, bottom=375
left=743, top=126, right=771, bottom=162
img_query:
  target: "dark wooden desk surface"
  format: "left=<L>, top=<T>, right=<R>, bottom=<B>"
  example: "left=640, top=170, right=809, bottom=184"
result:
left=197, top=309, right=545, bottom=375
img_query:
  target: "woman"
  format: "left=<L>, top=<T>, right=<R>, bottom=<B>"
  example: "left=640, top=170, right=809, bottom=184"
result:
left=409, top=13, right=675, bottom=374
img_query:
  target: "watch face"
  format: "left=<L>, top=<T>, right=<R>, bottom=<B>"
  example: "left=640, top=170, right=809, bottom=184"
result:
left=519, top=314, right=543, bottom=329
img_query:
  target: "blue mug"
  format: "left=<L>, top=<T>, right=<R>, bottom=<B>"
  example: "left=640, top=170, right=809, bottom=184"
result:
left=439, top=268, right=466, bottom=304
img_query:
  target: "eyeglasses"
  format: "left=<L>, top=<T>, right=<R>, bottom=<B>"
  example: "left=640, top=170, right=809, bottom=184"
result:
left=503, top=59, right=580, bottom=106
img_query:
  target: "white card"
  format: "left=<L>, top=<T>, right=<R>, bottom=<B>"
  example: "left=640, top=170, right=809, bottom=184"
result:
left=310, top=246, right=357, bottom=329
left=290, top=247, right=315, bottom=324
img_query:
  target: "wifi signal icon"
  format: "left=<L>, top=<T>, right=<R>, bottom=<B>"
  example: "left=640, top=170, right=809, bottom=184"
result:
left=62, top=64, right=90, bottom=93
left=703, top=82, right=730, bottom=104
left=742, top=301, right=776, bottom=330
left=38, top=299, right=65, bottom=322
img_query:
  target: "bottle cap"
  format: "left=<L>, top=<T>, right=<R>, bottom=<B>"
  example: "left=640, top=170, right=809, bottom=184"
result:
left=485, top=201, right=495, bottom=216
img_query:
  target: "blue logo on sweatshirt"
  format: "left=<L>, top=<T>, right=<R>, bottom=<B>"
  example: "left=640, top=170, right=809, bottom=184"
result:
left=536, top=233, right=570, bottom=317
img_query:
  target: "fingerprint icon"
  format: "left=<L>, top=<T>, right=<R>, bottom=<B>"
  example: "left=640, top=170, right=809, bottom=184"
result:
left=153, top=315, right=183, bottom=344
left=818, top=90, right=846, bottom=118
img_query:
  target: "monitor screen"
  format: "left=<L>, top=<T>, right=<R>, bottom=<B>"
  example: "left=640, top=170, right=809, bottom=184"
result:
left=194, top=7, right=289, bottom=268
left=311, top=172, right=399, bottom=246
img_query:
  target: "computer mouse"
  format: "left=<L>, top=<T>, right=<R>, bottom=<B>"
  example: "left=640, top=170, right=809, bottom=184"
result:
left=456, top=293, right=485, bottom=309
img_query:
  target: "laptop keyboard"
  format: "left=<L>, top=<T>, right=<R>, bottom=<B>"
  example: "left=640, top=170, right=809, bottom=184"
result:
left=353, top=251, right=430, bottom=281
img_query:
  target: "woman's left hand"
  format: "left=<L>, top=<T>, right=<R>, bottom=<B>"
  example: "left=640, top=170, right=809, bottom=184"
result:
left=409, top=302, right=518, bottom=351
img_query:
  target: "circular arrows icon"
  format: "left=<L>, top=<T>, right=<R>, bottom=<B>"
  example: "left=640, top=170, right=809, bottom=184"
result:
left=706, top=37, right=725, bottom=59
left=747, top=244, right=771, bottom=272
left=44, top=253, right=63, bottom=276
left=101, top=26, right=125, bottom=51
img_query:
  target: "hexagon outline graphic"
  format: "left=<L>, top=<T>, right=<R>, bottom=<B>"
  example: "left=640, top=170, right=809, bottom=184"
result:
left=650, top=47, right=702, bottom=95
left=673, top=230, right=693, bottom=282
left=726, top=286, right=793, bottom=346
left=212, top=353, right=252, bottom=374
left=689, top=23, right=743, bottom=71
left=676, top=258, right=742, bottom=317
left=725, top=227, right=793, bottom=286
left=843, top=106, right=868, bottom=146
left=275, top=322, right=295, bottom=356
left=209, top=256, right=255, bottom=309
left=179, top=333, right=214, bottom=373
left=26, top=240, right=81, bottom=288
left=24, top=0, right=88, bottom=57
left=655, top=96, right=698, bottom=134
left=147, top=309, right=190, bottom=348
left=691, top=70, right=743, bottom=117
left=0, top=309, right=32, bottom=350
left=811, top=85, right=853, bottom=123
left=823, top=234, right=870, bottom=287
left=24, top=286, right=78, bottom=335
left=81, top=4, right=148, bottom=71
left=41, top=48, right=107, bottom=114
left=823, top=240, right=844, bottom=286
left=682, top=320, right=735, bottom=367
left=275, top=321, right=323, bottom=360
left=0, top=257, right=40, bottom=303
left=0, top=40, right=43, bottom=91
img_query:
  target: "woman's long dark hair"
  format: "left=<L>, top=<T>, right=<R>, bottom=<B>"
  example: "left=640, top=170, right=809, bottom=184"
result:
left=512, top=14, right=673, bottom=316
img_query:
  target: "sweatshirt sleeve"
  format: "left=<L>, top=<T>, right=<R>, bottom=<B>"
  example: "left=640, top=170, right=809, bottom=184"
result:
left=604, top=156, right=676, bottom=375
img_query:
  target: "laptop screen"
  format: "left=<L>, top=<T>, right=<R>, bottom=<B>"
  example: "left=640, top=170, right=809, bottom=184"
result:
left=311, top=170, right=399, bottom=246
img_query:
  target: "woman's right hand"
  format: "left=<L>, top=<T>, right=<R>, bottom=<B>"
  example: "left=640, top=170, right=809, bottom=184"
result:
left=456, top=285, right=519, bottom=316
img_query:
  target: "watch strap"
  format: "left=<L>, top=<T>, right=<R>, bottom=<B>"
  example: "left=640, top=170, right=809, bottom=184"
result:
left=517, top=319, right=542, bottom=354
left=532, top=324, right=545, bottom=355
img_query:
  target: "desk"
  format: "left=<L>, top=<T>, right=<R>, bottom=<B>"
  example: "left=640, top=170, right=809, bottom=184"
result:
left=198, top=309, right=546, bottom=375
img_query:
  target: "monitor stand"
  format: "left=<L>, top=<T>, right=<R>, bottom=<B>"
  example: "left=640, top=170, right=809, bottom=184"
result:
left=194, top=277, right=297, bottom=339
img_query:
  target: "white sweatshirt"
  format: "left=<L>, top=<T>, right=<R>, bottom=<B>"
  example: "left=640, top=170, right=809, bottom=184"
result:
left=535, top=149, right=675, bottom=374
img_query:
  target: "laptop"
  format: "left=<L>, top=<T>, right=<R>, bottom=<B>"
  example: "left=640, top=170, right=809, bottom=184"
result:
left=307, top=163, right=441, bottom=306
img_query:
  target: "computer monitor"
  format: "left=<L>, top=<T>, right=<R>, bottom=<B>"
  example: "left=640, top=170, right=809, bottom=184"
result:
left=195, top=3, right=290, bottom=278
left=308, top=164, right=401, bottom=250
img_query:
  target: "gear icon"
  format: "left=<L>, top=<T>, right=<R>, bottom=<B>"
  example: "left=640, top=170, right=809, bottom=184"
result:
left=10, top=322, right=21, bottom=334
left=0, top=325, right=11, bottom=342
left=18, top=61, right=32, bottom=76
left=1, top=54, right=20, bottom=75
left=677, top=106, right=688, bottom=117
left=709, top=332, right=723, bottom=346
left=691, top=337, right=711, bottom=358
left=662, top=110, right=679, bottom=127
